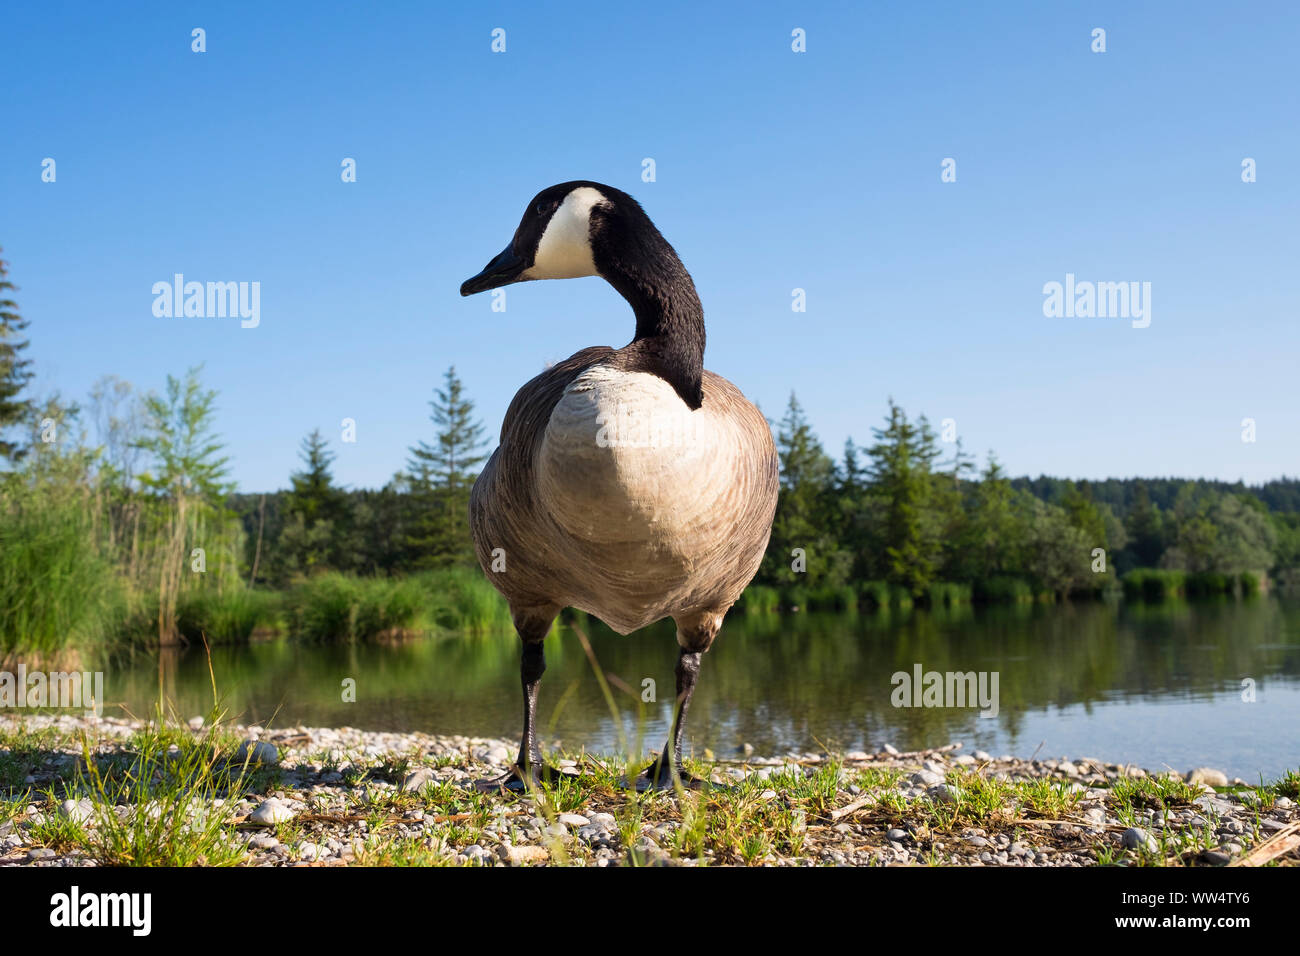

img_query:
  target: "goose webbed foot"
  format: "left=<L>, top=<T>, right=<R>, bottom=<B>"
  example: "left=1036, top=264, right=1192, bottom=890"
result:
left=473, top=762, right=562, bottom=793
left=633, top=753, right=712, bottom=791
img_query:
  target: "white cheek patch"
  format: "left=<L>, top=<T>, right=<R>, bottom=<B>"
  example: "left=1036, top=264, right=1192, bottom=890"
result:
left=524, top=186, right=606, bottom=280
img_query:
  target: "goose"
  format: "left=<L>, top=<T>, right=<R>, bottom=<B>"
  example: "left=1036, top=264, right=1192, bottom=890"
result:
left=459, top=181, right=778, bottom=790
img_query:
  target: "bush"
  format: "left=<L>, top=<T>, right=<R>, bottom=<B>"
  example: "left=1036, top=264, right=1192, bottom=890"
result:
left=808, top=585, right=859, bottom=614
left=889, top=586, right=914, bottom=610
left=1188, top=571, right=1232, bottom=597
left=781, top=586, right=809, bottom=612
left=973, top=575, right=1033, bottom=603
left=737, top=585, right=779, bottom=615
left=1121, top=568, right=1185, bottom=601
left=924, top=581, right=972, bottom=608
left=177, top=588, right=282, bottom=644
left=858, top=580, right=891, bottom=611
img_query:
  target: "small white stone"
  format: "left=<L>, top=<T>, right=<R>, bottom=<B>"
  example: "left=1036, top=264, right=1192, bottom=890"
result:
left=248, top=799, right=295, bottom=826
left=1121, top=827, right=1158, bottom=852
left=59, top=799, right=94, bottom=825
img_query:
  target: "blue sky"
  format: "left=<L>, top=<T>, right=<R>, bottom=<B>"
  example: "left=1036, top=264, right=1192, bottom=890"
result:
left=3, top=1, right=1296, bottom=491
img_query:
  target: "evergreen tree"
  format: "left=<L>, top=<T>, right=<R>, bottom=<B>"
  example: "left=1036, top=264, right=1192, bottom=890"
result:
left=405, top=366, right=488, bottom=567
left=866, top=400, right=941, bottom=594
left=762, top=393, right=847, bottom=590
left=957, top=454, right=1019, bottom=580
left=1125, top=480, right=1166, bottom=567
left=282, top=429, right=347, bottom=573
left=1062, top=480, right=1107, bottom=549
left=0, top=251, right=34, bottom=464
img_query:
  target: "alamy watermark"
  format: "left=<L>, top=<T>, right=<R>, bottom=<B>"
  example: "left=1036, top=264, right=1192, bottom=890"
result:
left=1042, top=273, right=1150, bottom=329
left=0, top=666, right=103, bottom=717
left=891, top=664, right=999, bottom=718
left=152, top=274, right=260, bottom=328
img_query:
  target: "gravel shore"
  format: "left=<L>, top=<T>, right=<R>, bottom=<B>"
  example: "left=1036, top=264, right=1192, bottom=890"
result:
left=2, top=714, right=1296, bottom=867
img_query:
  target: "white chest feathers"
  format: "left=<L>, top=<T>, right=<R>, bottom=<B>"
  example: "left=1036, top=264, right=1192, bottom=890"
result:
left=537, top=366, right=740, bottom=549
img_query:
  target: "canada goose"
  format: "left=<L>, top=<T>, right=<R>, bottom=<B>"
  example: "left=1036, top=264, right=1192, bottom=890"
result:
left=459, top=181, right=778, bottom=790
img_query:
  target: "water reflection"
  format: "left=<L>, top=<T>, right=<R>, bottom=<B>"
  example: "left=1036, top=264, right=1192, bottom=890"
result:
left=102, top=596, right=1300, bottom=780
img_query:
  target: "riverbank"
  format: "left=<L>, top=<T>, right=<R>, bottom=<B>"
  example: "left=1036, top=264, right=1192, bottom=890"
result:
left=2, top=714, right=1296, bottom=867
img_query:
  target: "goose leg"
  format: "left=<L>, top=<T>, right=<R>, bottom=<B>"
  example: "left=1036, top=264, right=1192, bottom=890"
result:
left=639, top=613, right=721, bottom=790
left=475, top=607, right=560, bottom=792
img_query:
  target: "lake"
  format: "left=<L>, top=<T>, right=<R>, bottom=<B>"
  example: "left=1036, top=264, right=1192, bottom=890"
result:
left=102, top=595, right=1300, bottom=782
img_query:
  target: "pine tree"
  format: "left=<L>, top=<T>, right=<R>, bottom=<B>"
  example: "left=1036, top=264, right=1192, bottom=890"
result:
left=866, top=400, right=940, bottom=594
left=959, top=454, right=1019, bottom=579
left=0, top=250, right=34, bottom=464
left=1125, top=480, right=1166, bottom=567
left=282, top=429, right=347, bottom=572
left=287, top=429, right=342, bottom=526
left=405, top=366, right=488, bottom=567
left=762, top=393, right=848, bottom=590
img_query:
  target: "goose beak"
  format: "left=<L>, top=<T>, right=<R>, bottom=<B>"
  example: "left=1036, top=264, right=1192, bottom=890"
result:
left=460, top=244, right=527, bottom=296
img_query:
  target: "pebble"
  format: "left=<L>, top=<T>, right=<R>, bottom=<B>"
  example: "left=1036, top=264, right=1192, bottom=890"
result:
left=27, top=848, right=56, bottom=861
left=248, top=799, right=295, bottom=826
left=501, top=844, right=549, bottom=865
left=557, top=813, right=590, bottom=828
left=234, top=740, right=279, bottom=766
left=400, top=768, right=435, bottom=792
left=59, top=798, right=95, bottom=825
left=886, top=828, right=907, bottom=841
left=297, top=842, right=327, bottom=861
left=910, top=770, right=944, bottom=787
left=1121, top=827, right=1159, bottom=852
left=1187, top=767, right=1229, bottom=788
left=927, top=783, right=962, bottom=805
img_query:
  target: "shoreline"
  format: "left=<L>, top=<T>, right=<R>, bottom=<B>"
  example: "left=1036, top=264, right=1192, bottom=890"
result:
left=2, top=714, right=1296, bottom=868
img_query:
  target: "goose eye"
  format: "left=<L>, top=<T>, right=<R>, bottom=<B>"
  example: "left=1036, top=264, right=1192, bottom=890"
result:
left=537, top=200, right=558, bottom=217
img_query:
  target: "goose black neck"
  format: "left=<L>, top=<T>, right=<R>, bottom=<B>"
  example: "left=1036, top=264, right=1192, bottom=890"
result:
left=597, top=223, right=706, bottom=409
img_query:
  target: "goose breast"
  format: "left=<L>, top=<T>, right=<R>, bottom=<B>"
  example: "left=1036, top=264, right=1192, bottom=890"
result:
left=535, top=364, right=777, bottom=626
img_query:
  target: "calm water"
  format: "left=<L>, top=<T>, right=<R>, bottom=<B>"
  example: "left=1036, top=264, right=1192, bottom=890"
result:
left=102, top=596, right=1300, bottom=781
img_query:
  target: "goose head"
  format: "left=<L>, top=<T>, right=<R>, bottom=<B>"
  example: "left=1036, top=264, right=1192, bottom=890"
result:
left=460, top=182, right=613, bottom=295
left=461, top=180, right=707, bottom=408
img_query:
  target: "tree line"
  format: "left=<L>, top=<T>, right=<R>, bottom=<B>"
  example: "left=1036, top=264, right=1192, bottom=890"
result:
left=757, top=394, right=1297, bottom=607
